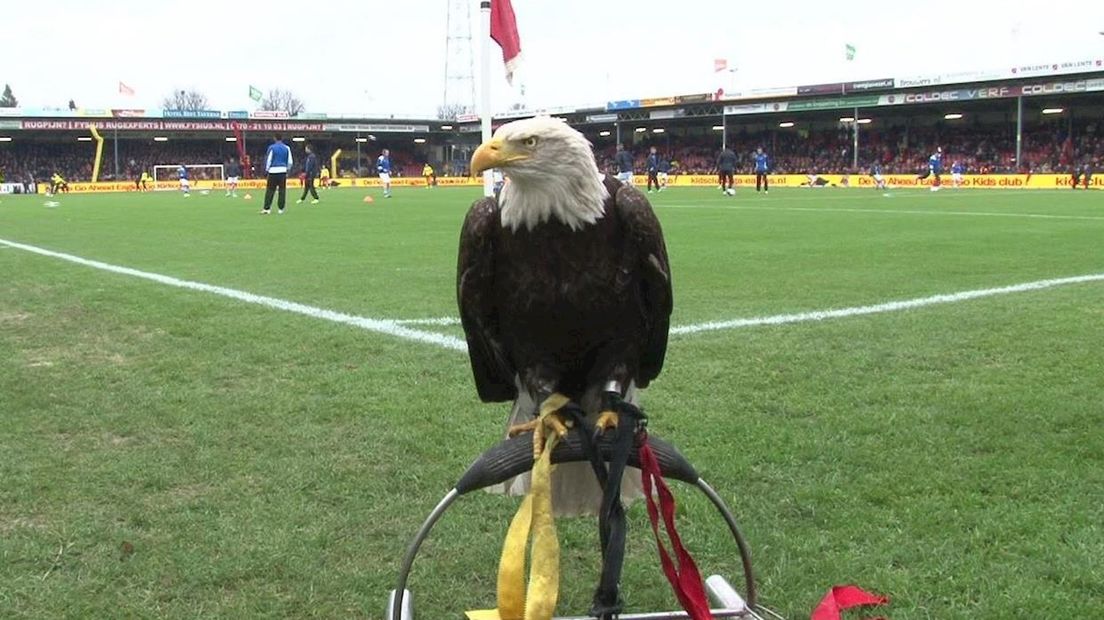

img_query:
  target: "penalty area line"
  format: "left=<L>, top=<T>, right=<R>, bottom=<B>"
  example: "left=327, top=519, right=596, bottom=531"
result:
left=0, top=237, right=468, bottom=352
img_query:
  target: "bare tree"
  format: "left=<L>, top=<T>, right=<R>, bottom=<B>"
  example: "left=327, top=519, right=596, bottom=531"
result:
left=437, top=103, right=470, bottom=120
left=260, top=89, right=305, bottom=116
left=162, top=89, right=209, bottom=111
left=0, top=84, right=17, bottom=108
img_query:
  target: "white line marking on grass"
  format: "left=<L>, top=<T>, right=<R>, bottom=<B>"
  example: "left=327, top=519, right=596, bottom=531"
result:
left=670, top=273, right=1104, bottom=336
left=0, top=238, right=468, bottom=352
left=393, top=317, right=463, bottom=326
left=6, top=238, right=1101, bottom=351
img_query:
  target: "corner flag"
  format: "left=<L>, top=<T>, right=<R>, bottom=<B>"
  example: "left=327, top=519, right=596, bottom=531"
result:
left=490, top=0, right=522, bottom=85
left=249, top=85, right=263, bottom=102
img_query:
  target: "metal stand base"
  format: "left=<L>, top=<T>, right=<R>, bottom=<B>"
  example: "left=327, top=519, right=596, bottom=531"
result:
left=387, top=575, right=780, bottom=620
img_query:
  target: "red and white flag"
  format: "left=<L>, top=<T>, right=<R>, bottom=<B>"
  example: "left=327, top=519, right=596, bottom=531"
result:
left=490, top=0, right=522, bottom=85
left=714, top=58, right=728, bottom=73
left=119, top=81, right=135, bottom=96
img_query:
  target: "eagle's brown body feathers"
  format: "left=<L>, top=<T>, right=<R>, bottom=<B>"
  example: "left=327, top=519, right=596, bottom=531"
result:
left=458, top=175, right=672, bottom=406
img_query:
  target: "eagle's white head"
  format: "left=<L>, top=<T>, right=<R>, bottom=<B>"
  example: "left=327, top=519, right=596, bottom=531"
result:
left=470, top=116, right=609, bottom=232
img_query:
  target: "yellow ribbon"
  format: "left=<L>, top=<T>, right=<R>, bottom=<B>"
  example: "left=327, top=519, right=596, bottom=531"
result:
left=466, top=611, right=503, bottom=620
left=470, top=396, right=567, bottom=620
left=496, top=493, right=533, bottom=618
left=523, top=428, right=559, bottom=620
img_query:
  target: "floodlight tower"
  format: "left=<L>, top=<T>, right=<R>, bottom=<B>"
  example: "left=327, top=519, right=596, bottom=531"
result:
left=443, top=0, right=477, bottom=117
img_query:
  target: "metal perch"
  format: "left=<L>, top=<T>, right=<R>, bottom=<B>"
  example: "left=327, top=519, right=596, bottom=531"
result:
left=388, top=429, right=775, bottom=619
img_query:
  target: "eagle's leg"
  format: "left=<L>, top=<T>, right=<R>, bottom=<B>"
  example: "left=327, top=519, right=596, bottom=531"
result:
left=507, top=392, right=574, bottom=459
left=594, top=381, right=625, bottom=435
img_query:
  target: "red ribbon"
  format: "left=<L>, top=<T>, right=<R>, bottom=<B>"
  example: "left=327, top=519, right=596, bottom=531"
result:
left=810, top=585, right=888, bottom=620
left=639, top=435, right=713, bottom=620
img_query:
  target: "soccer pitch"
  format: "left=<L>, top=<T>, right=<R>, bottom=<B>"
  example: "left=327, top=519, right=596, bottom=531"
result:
left=2, top=186, right=1102, bottom=618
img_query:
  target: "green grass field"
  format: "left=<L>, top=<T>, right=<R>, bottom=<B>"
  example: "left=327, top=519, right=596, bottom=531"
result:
left=2, top=185, right=1102, bottom=619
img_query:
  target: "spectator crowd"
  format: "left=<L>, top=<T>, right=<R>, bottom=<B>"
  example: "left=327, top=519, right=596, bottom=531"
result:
left=595, top=121, right=1103, bottom=176
left=0, top=140, right=423, bottom=184
left=3, top=122, right=1101, bottom=184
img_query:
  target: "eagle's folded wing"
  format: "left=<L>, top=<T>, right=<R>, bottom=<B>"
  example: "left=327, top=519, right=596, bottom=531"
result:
left=613, top=186, right=673, bottom=387
left=457, top=197, right=518, bottom=402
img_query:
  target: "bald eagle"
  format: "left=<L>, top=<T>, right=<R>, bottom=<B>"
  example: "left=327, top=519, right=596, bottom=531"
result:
left=458, top=117, right=672, bottom=515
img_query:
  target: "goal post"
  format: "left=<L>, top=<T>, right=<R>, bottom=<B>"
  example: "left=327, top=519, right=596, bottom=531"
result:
left=152, top=164, right=225, bottom=190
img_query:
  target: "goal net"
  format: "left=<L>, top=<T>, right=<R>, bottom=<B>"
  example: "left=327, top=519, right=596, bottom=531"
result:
left=152, top=164, right=224, bottom=190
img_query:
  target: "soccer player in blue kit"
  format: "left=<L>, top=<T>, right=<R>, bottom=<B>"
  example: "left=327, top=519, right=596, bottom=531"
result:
left=918, top=147, right=944, bottom=191
left=951, top=160, right=965, bottom=188
left=177, top=163, right=190, bottom=197
left=377, top=149, right=393, bottom=198
left=871, top=162, right=887, bottom=190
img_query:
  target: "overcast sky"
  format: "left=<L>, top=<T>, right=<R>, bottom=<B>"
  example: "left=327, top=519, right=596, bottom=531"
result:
left=4, top=0, right=1102, bottom=116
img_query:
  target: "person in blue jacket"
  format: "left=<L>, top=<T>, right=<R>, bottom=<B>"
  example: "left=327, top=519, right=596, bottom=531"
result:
left=262, top=134, right=293, bottom=214
left=754, top=147, right=770, bottom=193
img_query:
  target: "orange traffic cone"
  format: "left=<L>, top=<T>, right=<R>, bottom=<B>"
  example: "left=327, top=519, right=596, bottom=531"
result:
left=363, top=195, right=375, bottom=203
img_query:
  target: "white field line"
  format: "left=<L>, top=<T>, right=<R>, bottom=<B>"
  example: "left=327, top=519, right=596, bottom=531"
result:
left=656, top=203, right=1104, bottom=221
left=396, top=274, right=1104, bottom=339
left=670, top=273, right=1104, bottom=335
left=5, top=237, right=1102, bottom=350
left=0, top=238, right=468, bottom=352
left=393, top=317, right=463, bottom=326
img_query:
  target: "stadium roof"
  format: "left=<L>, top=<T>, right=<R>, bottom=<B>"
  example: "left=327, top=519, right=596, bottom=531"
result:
left=1, top=59, right=1101, bottom=136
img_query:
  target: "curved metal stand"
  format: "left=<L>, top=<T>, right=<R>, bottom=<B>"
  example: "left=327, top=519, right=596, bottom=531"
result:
left=695, top=479, right=757, bottom=608
left=393, top=489, right=460, bottom=611
left=389, top=430, right=759, bottom=620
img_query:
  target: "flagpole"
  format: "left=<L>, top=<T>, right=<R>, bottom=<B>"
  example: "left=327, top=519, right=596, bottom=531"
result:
left=853, top=107, right=860, bottom=169
left=480, top=0, right=493, bottom=197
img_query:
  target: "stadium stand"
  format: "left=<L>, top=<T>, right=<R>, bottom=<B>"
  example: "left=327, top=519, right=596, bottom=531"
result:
left=2, top=71, right=1101, bottom=185
left=4, top=127, right=1100, bottom=185
left=0, top=141, right=423, bottom=183
left=592, top=123, right=1102, bottom=176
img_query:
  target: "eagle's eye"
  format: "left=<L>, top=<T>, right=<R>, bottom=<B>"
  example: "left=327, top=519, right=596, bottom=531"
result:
left=523, top=137, right=538, bottom=148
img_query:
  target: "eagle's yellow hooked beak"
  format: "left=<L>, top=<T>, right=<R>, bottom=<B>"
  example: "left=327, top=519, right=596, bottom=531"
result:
left=470, top=138, right=529, bottom=175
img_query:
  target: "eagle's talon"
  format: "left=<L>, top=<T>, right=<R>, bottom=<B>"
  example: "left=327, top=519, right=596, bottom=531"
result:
left=594, top=410, right=620, bottom=435
left=507, top=418, right=539, bottom=438
left=546, top=412, right=571, bottom=437
left=526, top=411, right=572, bottom=459
left=507, top=393, right=576, bottom=460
